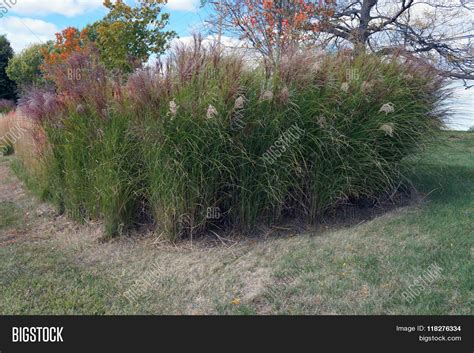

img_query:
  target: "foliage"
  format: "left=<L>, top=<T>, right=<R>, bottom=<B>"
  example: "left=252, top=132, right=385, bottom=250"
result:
left=0, top=35, right=16, bottom=100
left=19, top=39, right=448, bottom=238
left=95, top=0, right=176, bottom=72
left=6, top=43, right=48, bottom=87
left=224, top=0, right=335, bottom=64
left=41, top=27, right=90, bottom=68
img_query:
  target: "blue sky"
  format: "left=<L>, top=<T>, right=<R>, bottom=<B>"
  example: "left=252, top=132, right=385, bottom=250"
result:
left=0, top=0, right=208, bottom=53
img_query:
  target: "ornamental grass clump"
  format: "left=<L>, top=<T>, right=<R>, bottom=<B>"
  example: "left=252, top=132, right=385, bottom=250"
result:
left=19, top=47, right=144, bottom=236
left=139, top=44, right=447, bottom=238
left=18, top=38, right=448, bottom=238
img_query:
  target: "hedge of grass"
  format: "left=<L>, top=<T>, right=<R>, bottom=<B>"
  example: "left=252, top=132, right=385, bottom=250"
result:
left=18, top=42, right=448, bottom=239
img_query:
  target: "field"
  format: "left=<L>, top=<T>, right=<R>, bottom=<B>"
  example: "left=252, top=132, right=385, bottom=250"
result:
left=0, top=131, right=472, bottom=315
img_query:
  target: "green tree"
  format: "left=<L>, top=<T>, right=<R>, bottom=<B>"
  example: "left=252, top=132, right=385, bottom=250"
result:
left=96, top=0, right=176, bottom=72
left=6, top=43, right=48, bottom=87
left=0, top=35, right=16, bottom=100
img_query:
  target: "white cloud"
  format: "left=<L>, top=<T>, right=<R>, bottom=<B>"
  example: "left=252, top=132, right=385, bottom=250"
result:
left=0, top=16, right=58, bottom=52
left=166, top=0, right=199, bottom=12
left=7, top=0, right=104, bottom=17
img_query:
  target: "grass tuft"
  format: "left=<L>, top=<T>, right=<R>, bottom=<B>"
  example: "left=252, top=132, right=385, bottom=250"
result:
left=15, top=40, right=449, bottom=238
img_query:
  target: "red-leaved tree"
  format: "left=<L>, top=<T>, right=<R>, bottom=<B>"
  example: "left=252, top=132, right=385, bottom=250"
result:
left=207, top=0, right=336, bottom=65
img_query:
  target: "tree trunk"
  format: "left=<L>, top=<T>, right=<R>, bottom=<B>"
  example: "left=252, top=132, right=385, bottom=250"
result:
left=353, top=0, right=377, bottom=52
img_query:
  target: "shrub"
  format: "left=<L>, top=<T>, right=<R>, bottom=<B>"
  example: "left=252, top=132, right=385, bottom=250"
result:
left=468, top=126, right=474, bottom=132
left=19, top=39, right=448, bottom=238
left=6, top=43, right=47, bottom=88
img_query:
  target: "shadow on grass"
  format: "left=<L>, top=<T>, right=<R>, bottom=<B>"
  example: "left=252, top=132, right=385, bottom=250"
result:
left=410, top=164, right=474, bottom=206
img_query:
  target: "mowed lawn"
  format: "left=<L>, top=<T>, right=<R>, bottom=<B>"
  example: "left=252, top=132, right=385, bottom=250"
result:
left=0, top=132, right=472, bottom=315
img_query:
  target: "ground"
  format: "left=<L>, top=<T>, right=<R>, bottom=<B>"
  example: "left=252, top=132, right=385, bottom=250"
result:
left=0, top=132, right=472, bottom=315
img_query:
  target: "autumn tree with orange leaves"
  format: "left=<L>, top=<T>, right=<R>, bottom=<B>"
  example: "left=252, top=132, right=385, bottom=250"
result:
left=206, top=0, right=336, bottom=65
left=42, top=27, right=90, bottom=67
